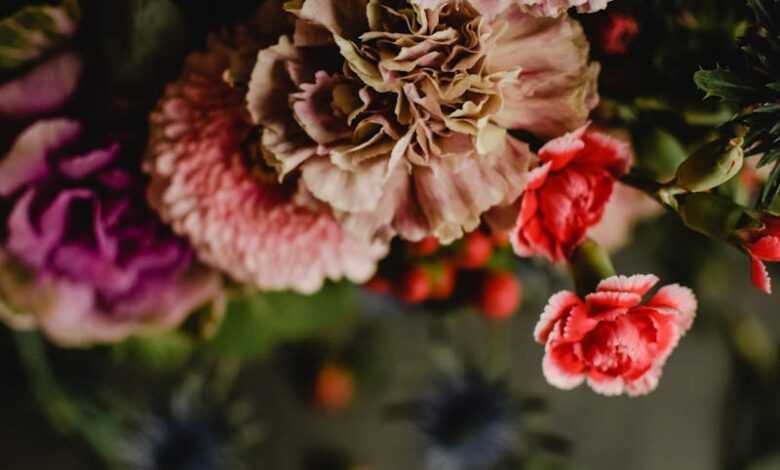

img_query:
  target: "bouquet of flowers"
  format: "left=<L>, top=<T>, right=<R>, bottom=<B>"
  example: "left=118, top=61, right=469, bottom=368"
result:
left=1, top=1, right=779, bottom=469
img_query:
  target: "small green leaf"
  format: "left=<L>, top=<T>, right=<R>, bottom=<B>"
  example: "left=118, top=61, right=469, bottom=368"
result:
left=209, top=284, right=356, bottom=359
left=694, top=67, right=760, bottom=102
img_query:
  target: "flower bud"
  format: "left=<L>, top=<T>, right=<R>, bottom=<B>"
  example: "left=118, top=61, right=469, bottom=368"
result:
left=569, top=239, right=617, bottom=297
left=678, top=193, right=759, bottom=240
left=676, top=137, right=744, bottom=192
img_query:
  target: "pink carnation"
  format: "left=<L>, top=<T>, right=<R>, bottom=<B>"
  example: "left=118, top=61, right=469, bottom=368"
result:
left=516, top=0, right=613, bottom=17
left=511, top=124, right=630, bottom=262
left=145, top=36, right=387, bottom=294
left=744, top=216, right=780, bottom=294
left=245, top=0, right=599, bottom=243
left=536, top=274, right=697, bottom=396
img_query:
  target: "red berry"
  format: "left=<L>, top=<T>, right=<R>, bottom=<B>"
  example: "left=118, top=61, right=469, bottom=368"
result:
left=479, top=272, right=522, bottom=320
left=491, top=231, right=510, bottom=248
left=430, top=263, right=457, bottom=300
left=396, top=266, right=431, bottom=304
left=365, top=276, right=392, bottom=294
left=409, top=236, right=440, bottom=257
left=314, top=364, right=355, bottom=413
left=598, top=13, right=639, bottom=55
left=458, top=231, right=494, bottom=269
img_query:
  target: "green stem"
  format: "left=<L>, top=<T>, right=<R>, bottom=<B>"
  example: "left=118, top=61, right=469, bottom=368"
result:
left=570, top=239, right=617, bottom=297
left=13, top=333, right=119, bottom=466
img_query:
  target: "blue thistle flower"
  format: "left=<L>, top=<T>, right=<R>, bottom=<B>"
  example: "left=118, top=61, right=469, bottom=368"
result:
left=417, top=370, right=517, bottom=470
left=119, top=381, right=255, bottom=470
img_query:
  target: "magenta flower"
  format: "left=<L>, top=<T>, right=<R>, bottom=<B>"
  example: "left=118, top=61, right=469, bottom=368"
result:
left=0, top=119, right=221, bottom=346
left=535, top=274, right=696, bottom=396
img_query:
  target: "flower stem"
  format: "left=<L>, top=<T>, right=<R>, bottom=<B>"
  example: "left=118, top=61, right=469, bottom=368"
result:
left=13, top=332, right=120, bottom=467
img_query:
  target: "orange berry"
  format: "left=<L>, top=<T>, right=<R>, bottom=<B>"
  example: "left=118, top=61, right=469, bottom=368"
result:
left=458, top=231, right=494, bottom=269
left=479, top=272, right=522, bottom=320
left=314, top=364, right=355, bottom=412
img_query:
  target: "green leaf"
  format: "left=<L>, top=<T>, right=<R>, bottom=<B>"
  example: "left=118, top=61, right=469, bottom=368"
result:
left=0, top=0, right=79, bottom=71
left=209, top=284, right=356, bottom=359
left=694, top=67, right=760, bottom=102
left=632, top=126, right=688, bottom=182
left=112, top=331, right=195, bottom=371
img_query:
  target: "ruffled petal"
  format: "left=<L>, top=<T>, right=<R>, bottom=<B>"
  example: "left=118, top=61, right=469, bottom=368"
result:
left=597, top=274, right=660, bottom=296
left=0, top=52, right=82, bottom=119
left=585, top=291, right=643, bottom=311
left=748, top=236, right=780, bottom=262
left=587, top=370, right=625, bottom=396
left=534, top=290, right=582, bottom=343
left=750, top=255, right=773, bottom=294
left=0, top=119, right=81, bottom=196
left=624, top=367, right=662, bottom=397
left=488, top=11, right=599, bottom=138
left=543, top=338, right=586, bottom=390
left=645, top=284, right=698, bottom=332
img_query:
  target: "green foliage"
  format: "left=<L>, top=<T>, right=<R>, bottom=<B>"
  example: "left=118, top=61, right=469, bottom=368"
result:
left=209, top=283, right=356, bottom=359
left=0, top=0, right=80, bottom=71
left=632, top=126, right=688, bottom=181
left=695, top=0, right=780, bottom=209
left=694, top=67, right=760, bottom=102
left=112, top=331, right=195, bottom=372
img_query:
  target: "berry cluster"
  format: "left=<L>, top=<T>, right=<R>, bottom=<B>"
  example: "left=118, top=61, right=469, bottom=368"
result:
left=365, top=229, right=523, bottom=320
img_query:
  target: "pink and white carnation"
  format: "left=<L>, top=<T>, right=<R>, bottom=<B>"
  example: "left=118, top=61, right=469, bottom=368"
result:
left=145, top=34, right=387, bottom=294
left=244, top=0, right=599, bottom=244
left=535, top=274, right=697, bottom=396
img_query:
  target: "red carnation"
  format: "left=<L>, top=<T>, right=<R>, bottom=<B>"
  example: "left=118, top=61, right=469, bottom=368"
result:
left=512, top=125, right=630, bottom=263
left=536, top=274, right=696, bottom=396
left=745, top=216, right=780, bottom=294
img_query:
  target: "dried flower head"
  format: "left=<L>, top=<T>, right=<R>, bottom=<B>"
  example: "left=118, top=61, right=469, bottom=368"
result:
left=247, top=0, right=599, bottom=243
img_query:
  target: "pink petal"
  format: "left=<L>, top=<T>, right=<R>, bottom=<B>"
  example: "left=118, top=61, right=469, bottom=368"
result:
left=517, top=189, right=538, bottom=228
left=0, top=119, right=81, bottom=196
left=597, top=274, right=659, bottom=296
left=0, top=52, right=82, bottom=119
left=534, top=290, right=582, bottom=343
left=560, top=304, right=599, bottom=342
left=543, top=336, right=586, bottom=390
left=748, top=236, right=780, bottom=262
left=538, top=124, right=588, bottom=171
left=586, top=291, right=643, bottom=311
left=624, top=367, right=662, bottom=397
left=587, top=370, right=625, bottom=396
left=579, top=131, right=631, bottom=177
left=751, top=255, right=773, bottom=294
left=645, top=284, right=698, bottom=332
left=526, top=162, right=552, bottom=191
